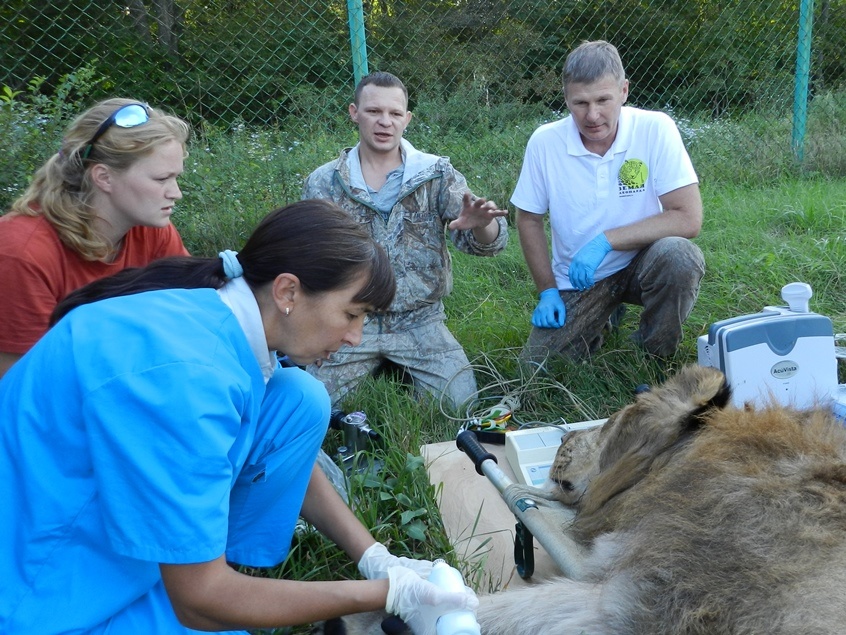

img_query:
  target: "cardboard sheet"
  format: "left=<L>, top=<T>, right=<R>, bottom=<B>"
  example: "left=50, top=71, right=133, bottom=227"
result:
left=421, top=439, right=563, bottom=592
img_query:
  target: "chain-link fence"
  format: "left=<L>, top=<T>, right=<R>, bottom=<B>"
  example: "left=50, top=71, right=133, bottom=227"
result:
left=3, top=0, right=846, bottom=178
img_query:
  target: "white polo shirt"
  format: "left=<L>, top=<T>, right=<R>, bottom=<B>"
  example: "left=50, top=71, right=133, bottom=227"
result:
left=511, top=106, right=698, bottom=290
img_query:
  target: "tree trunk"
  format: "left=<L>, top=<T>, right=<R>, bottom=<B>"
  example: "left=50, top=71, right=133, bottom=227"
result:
left=126, top=0, right=151, bottom=44
left=153, top=0, right=181, bottom=57
left=816, top=0, right=829, bottom=91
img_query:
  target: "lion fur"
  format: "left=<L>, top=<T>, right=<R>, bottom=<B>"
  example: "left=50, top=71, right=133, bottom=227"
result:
left=316, top=365, right=846, bottom=635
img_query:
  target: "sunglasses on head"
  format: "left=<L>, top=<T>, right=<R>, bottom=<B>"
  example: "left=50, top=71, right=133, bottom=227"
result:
left=81, top=103, right=151, bottom=159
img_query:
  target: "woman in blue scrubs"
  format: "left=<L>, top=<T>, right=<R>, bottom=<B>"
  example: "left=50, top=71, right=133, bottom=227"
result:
left=0, top=200, right=477, bottom=634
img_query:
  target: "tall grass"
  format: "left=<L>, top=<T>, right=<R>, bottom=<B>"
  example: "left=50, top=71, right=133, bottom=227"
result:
left=4, top=85, right=846, bottom=634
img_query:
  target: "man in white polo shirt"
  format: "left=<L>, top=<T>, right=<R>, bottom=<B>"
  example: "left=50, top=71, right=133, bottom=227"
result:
left=513, top=40, right=705, bottom=366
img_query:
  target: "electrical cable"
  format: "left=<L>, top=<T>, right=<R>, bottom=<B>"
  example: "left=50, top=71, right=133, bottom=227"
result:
left=439, top=347, right=600, bottom=438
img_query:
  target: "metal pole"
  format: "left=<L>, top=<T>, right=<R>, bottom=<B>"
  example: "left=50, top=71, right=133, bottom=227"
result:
left=347, top=0, right=369, bottom=86
left=456, top=430, right=587, bottom=580
left=792, top=0, right=815, bottom=163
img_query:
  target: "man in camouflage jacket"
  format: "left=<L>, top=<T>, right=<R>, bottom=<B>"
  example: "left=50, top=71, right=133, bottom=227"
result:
left=302, top=71, right=508, bottom=410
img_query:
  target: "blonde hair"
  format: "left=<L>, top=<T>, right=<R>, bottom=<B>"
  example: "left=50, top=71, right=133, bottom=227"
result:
left=9, top=98, right=191, bottom=261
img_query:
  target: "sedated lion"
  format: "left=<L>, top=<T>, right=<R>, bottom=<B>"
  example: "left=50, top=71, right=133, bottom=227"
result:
left=318, top=364, right=846, bottom=634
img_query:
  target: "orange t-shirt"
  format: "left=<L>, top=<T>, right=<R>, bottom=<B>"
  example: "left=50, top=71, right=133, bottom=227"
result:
left=0, top=214, right=189, bottom=354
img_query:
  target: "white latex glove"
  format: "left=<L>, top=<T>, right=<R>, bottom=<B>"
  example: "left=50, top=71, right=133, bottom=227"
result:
left=358, top=541, right=434, bottom=580
left=386, top=566, right=478, bottom=635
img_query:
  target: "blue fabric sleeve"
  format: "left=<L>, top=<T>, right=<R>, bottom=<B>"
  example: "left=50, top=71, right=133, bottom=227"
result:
left=82, top=360, right=255, bottom=564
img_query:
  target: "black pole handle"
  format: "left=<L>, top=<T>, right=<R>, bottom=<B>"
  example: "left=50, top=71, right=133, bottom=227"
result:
left=514, top=521, right=535, bottom=579
left=456, top=429, right=498, bottom=475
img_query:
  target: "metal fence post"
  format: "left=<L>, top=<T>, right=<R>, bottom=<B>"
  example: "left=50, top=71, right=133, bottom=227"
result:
left=3, top=0, right=844, bottom=180
left=347, top=0, right=369, bottom=87
left=792, top=0, right=815, bottom=163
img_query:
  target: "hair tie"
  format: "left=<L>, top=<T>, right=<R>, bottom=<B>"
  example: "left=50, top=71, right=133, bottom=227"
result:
left=219, top=249, right=243, bottom=279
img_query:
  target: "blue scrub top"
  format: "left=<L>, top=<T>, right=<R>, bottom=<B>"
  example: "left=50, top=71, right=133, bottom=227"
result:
left=0, top=289, right=268, bottom=633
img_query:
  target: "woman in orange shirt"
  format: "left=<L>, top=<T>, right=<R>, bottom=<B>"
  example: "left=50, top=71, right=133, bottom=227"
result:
left=0, top=98, right=190, bottom=378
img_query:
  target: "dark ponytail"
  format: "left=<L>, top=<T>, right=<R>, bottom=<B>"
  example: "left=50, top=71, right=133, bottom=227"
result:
left=51, top=200, right=395, bottom=325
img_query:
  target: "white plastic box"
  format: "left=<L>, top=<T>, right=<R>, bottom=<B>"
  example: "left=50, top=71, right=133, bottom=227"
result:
left=505, top=419, right=606, bottom=486
left=697, top=283, right=837, bottom=409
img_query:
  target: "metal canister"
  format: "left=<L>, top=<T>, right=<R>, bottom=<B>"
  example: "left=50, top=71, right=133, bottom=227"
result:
left=342, top=411, right=372, bottom=454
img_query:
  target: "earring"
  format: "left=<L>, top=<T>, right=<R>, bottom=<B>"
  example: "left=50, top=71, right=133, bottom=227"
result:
left=285, top=307, right=290, bottom=316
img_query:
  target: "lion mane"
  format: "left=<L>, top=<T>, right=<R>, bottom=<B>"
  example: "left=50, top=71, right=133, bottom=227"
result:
left=317, top=365, right=846, bottom=634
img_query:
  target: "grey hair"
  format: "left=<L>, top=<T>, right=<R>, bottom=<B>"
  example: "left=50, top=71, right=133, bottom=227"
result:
left=563, top=40, right=626, bottom=92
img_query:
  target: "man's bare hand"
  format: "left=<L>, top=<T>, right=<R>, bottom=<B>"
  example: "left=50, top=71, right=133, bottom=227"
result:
left=448, top=192, right=507, bottom=231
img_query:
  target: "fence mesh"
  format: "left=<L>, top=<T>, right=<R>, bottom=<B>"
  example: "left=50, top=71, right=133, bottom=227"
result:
left=3, top=0, right=846, bottom=181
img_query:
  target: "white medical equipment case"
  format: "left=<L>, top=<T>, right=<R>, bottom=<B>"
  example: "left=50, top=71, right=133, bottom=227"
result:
left=697, top=282, right=838, bottom=409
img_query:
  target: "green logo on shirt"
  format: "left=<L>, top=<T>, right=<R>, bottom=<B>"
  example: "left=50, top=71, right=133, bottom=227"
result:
left=619, top=159, right=648, bottom=189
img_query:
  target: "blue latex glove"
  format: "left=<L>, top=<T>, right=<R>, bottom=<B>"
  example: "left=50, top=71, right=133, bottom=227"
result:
left=532, top=288, right=566, bottom=328
left=569, top=233, right=613, bottom=291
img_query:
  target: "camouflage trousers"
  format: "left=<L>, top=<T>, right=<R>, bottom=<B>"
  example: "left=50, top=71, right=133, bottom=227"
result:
left=521, top=237, right=705, bottom=365
left=307, top=319, right=477, bottom=410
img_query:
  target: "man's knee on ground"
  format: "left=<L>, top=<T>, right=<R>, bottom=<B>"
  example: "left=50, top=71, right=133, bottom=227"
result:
left=519, top=331, right=599, bottom=368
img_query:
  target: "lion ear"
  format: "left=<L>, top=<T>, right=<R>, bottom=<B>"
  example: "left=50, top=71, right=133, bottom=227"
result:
left=683, top=366, right=732, bottom=430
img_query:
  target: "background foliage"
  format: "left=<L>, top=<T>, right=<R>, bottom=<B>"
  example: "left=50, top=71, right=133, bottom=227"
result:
left=4, top=0, right=846, bottom=213
left=3, top=2, right=846, bottom=136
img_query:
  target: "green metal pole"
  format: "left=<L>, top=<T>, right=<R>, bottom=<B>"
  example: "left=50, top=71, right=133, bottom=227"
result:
left=347, top=0, right=369, bottom=86
left=792, top=0, right=815, bottom=163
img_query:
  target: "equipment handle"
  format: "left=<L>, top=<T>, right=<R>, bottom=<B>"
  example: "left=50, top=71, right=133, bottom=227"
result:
left=456, top=429, right=498, bottom=475
left=514, top=521, right=535, bottom=579
left=329, top=409, right=347, bottom=430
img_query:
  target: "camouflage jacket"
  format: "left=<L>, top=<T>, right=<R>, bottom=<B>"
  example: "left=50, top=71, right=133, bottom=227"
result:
left=302, top=139, right=508, bottom=327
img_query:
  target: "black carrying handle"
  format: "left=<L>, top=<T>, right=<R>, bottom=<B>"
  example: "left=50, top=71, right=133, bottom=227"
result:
left=456, top=429, right=498, bottom=475
left=514, top=521, right=535, bottom=579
